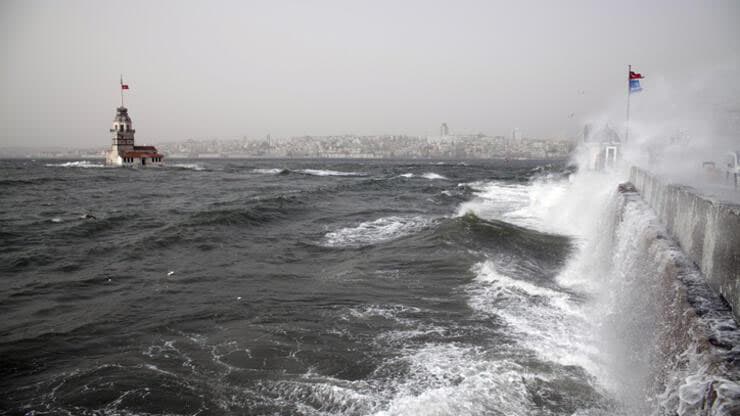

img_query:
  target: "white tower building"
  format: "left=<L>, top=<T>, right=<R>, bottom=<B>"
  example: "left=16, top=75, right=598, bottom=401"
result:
left=105, top=106, right=163, bottom=167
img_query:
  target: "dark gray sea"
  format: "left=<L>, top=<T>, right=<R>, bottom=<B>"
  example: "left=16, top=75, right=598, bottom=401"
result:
left=0, top=158, right=621, bottom=415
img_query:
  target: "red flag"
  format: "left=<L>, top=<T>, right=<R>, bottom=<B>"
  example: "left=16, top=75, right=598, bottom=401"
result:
left=629, top=71, right=644, bottom=80
left=121, top=84, right=129, bottom=90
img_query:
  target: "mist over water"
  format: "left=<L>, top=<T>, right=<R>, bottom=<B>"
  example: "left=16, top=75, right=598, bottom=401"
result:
left=581, top=65, right=740, bottom=204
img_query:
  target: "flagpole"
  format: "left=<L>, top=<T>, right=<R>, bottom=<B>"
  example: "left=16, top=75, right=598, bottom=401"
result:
left=120, top=74, right=124, bottom=108
left=625, top=65, right=631, bottom=143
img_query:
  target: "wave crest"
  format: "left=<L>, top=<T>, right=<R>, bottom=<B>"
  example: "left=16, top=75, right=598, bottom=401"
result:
left=322, top=216, right=431, bottom=248
left=45, top=161, right=106, bottom=168
left=298, top=169, right=366, bottom=177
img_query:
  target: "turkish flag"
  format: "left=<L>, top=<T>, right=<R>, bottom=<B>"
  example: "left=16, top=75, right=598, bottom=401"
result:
left=629, top=71, right=644, bottom=80
left=121, top=84, right=129, bottom=90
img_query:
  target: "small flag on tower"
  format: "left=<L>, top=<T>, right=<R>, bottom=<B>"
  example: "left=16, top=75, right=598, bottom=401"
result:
left=629, top=69, right=644, bottom=94
left=120, top=75, right=129, bottom=90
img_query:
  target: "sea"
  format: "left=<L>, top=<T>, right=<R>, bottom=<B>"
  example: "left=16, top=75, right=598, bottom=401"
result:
left=1, top=158, right=737, bottom=416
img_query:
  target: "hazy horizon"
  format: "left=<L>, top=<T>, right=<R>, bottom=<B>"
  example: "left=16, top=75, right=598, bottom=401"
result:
left=2, top=0, right=739, bottom=148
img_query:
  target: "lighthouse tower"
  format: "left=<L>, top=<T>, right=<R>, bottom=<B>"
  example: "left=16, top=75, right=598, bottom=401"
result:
left=106, top=106, right=135, bottom=165
left=104, top=78, right=163, bottom=167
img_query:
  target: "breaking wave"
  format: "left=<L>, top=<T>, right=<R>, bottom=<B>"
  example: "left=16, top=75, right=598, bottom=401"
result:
left=45, top=161, right=106, bottom=168
left=420, top=172, right=448, bottom=180
left=252, top=168, right=289, bottom=175
left=169, top=163, right=206, bottom=171
left=393, top=172, right=448, bottom=180
left=4, top=158, right=738, bottom=415
left=322, top=216, right=433, bottom=248
left=298, top=169, right=366, bottom=177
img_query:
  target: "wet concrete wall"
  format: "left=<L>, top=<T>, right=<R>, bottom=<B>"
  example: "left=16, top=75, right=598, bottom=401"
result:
left=630, top=167, right=740, bottom=322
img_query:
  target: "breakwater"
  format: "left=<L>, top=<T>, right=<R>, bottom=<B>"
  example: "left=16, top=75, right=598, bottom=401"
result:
left=605, top=181, right=740, bottom=414
left=630, top=167, right=740, bottom=322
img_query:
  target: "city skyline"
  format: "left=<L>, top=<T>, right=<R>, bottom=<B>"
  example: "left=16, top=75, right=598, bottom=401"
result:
left=0, top=130, right=575, bottom=160
left=2, top=0, right=739, bottom=148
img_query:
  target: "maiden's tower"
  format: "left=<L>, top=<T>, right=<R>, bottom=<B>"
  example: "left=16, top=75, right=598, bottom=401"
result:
left=105, top=78, right=164, bottom=167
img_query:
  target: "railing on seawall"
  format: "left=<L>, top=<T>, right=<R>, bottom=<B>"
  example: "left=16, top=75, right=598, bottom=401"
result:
left=630, top=167, right=740, bottom=322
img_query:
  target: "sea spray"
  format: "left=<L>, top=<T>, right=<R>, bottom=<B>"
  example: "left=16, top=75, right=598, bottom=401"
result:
left=503, top=162, right=740, bottom=414
left=549, top=172, right=740, bottom=414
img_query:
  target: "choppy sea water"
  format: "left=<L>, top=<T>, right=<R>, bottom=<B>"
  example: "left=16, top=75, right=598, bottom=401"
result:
left=1, top=158, right=736, bottom=415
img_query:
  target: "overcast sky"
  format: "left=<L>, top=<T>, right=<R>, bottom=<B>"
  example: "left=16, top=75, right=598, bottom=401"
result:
left=1, top=0, right=739, bottom=148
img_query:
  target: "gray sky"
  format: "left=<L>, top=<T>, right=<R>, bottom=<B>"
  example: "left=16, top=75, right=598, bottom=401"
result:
left=1, top=0, right=739, bottom=148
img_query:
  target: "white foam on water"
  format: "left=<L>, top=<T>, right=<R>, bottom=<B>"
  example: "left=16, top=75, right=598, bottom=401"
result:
left=420, top=172, right=448, bottom=180
left=346, top=304, right=422, bottom=322
left=481, top=165, right=740, bottom=414
left=455, top=172, right=622, bottom=236
left=252, top=168, right=285, bottom=174
left=370, top=344, right=535, bottom=416
left=321, top=216, right=432, bottom=248
left=170, top=163, right=206, bottom=171
left=393, top=172, right=447, bottom=180
left=45, top=161, right=106, bottom=168
left=452, top=169, right=647, bottom=409
left=466, top=260, right=599, bottom=376
left=298, top=169, right=366, bottom=177
left=264, top=343, right=539, bottom=416
left=454, top=181, right=537, bottom=229
left=50, top=217, right=63, bottom=223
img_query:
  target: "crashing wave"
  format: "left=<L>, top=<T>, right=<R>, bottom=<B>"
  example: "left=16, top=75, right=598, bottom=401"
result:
left=322, top=216, right=431, bottom=248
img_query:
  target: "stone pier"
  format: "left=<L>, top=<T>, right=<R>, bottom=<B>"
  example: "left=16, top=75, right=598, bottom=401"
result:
left=630, top=167, right=740, bottom=322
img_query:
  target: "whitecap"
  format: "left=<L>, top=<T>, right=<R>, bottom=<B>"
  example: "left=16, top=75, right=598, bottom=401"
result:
left=252, top=168, right=286, bottom=174
left=421, top=172, right=448, bottom=180
left=45, top=161, right=106, bottom=168
left=371, top=344, right=536, bottom=416
left=322, top=216, right=431, bottom=248
left=467, top=260, right=597, bottom=376
left=298, top=169, right=366, bottom=177
left=170, top=163, right=206, bottom=171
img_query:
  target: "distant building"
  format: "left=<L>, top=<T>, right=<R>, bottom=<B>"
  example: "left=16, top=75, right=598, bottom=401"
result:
left=440, top=123, right=449, bottom=137
left=512, top=128, right=522, bottom=142
left=105, top=106, right=163, bottom=167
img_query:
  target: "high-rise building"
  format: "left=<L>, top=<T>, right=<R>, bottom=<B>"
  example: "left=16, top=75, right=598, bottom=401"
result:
left=512, top=128, right=522, bottom=142
left=440, top=123, right=449, bottom=137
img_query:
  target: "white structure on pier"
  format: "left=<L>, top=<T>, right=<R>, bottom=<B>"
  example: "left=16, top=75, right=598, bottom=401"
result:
left=582, top=123, right=620, bottom=170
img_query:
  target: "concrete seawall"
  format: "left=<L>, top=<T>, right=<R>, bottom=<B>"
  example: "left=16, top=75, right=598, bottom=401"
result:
left=630, top=167, right=740, bottom=322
